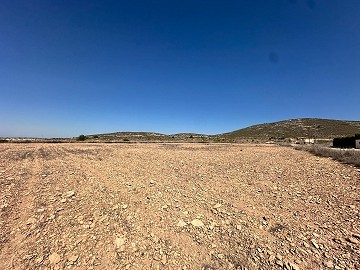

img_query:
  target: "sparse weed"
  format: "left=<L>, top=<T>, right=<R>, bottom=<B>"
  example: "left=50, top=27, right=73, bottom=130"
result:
left=295, top=144, right=360, bottom=167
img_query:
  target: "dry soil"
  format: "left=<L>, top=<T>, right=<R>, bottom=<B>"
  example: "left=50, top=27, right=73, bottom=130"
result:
left=0, top=143, right=359, bottom=270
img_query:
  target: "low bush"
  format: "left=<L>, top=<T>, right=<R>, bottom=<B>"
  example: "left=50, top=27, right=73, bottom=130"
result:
left=77, top=135, right=87, bottom=141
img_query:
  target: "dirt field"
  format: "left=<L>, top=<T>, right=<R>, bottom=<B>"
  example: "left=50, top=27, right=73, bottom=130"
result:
left=0, top=143, right=359, bottom=270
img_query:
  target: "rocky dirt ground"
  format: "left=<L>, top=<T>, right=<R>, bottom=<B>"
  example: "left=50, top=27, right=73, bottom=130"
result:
left=0, top=143, right=359, bottom=270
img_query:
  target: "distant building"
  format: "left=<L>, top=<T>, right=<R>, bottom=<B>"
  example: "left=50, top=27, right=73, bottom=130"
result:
left=356, top=140, right=360, bottom=149
left=304, top=138, right=315, bottom=144
left=291, top=138, right=315, bottom=144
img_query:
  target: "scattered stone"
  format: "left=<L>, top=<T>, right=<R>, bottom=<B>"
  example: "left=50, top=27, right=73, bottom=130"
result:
left=122, top=204, right=128, bottom=209
left=324, top=260, right=334, bottom=268
left=65, top=191, right=75, bottom=198
left=115, top=237, right=126, bottom=250
left=236, top=225, right=242, bottom=230
left=161, top=255, right=167, bottom=264
left=269, top=255, right=276, bottom=263
left=217, top=253, right=225, bottom=260
left=310, top=239, right=319, bottom=249
left=68, top=255, right=79, bottom=262
left=288, top=262, right=300, bottom=270
left=191, top=219, right=204, bottom=227
left=26, top=217, right=36, bottom=225
left=35, top=256, right=44, bottom=263
left=60, top=198, right=67, bottom=203
left=24, top=254, right=35, bottom=260
left=213, top=203, right=222, bottom=209
left=49, top=252, right=61, bottom=264
left=177, top=220, right=187, bottom=227
left=346, top=237, right=359, bottom=244
left=275, top=260, right=283, bottom=267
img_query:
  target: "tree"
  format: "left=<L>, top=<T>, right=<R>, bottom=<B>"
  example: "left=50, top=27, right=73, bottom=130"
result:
left=77, top=135, right=86, bottom=141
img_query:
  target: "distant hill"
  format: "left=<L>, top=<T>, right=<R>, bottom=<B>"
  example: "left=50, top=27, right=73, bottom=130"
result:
left=222, top=118, right=360, bottom=140
left=89, top=131, right=212, bottom=142
left=2, top=118, right=359, bottom=143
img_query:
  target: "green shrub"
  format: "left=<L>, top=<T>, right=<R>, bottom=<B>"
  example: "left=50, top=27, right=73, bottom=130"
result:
left=77, top=135, right=86, bottom=141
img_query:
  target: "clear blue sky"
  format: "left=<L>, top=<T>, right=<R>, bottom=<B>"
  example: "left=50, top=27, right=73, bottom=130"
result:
left=1, top=0, right=359, bottom=137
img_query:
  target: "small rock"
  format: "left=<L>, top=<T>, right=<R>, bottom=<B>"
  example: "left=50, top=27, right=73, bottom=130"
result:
left=115, top=237, right=126, bottom=249
left=60, top=198, right=67, bottom=203
left=49, top=252, right=61, bottom=264
left=269, top=255, right=276, bottom=263
left=324, top=260, right=334, bottom=268
left=310, top=239, right=319, bottom=249
left=65, top=191, right=75, bottom=198
left=24, top=254, right=35, bottom=260
left=217, top=253, right=225, bottom=260
left=276, top=260, right=283, bottom=267
left=161, top=255, right=167, bottom=264
left=236, top=225, right=242, bottom=230
left=68, top=255, right=78, bottom=262
left=213, top=203, right=222, bottom=209
left=191, top=219, right=204, bottom=227
left=26, top=217, right=36, bottom=225
left=177, top=220, right=187, bottom=227
left=346, top=237, right=359, bottom=244
left=35, top=256, right=44, bottom=263
left=122, top=204, right=128, bottom=209
left=288, top=262, right=300, bottom=270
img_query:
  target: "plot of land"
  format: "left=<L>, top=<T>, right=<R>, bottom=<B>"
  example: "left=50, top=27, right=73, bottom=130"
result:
left=0, top=143, right=359, bottom=269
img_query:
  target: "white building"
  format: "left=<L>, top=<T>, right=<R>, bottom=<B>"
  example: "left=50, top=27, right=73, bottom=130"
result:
left=304, top=138, right=315, bottom=144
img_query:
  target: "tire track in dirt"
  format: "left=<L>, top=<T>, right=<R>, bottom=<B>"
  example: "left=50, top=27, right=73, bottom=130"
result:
left=0, top=145, right=45, bottom=269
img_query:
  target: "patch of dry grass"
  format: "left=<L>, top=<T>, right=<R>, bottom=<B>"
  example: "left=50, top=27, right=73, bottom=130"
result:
left=295, top=144, right=360, bottom=167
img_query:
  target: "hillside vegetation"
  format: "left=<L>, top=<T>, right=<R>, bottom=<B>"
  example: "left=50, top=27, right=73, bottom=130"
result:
left=222, top=118, right=360, bottom=140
